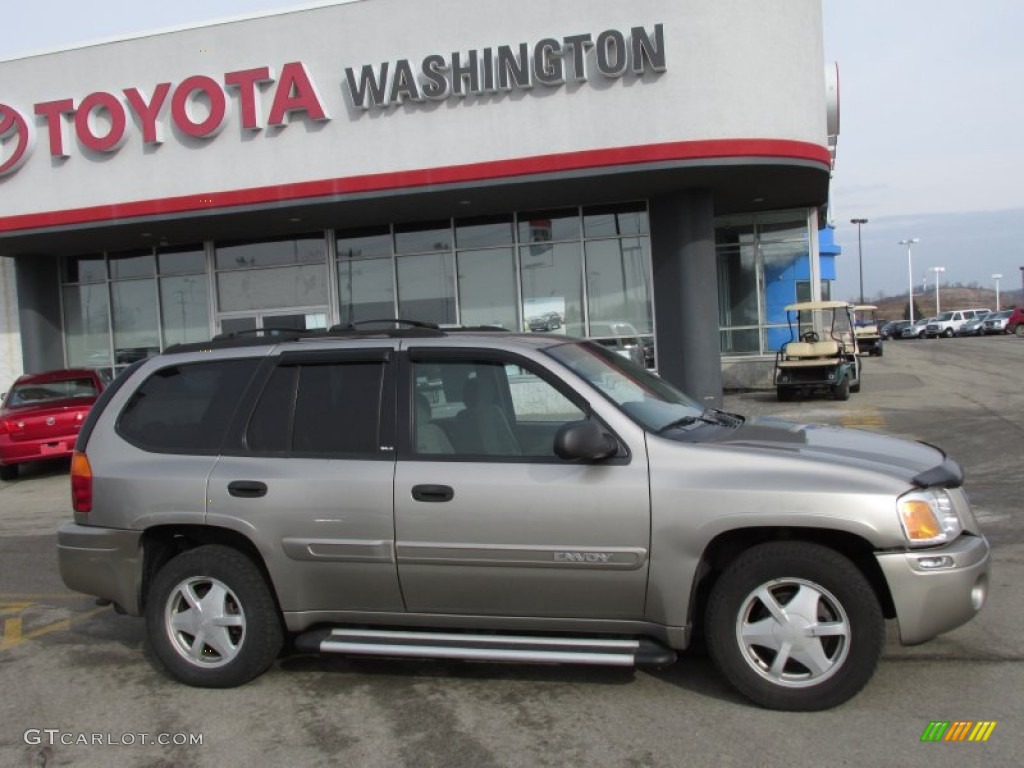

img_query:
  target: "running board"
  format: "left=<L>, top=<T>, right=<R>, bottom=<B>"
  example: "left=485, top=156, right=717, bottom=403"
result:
left=293, top=628, right=676, bottom=667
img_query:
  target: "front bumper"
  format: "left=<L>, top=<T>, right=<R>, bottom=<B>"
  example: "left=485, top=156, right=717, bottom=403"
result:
left=57, top=524, right=144, bottom=616
left=876, top=534, right=990, bottom=645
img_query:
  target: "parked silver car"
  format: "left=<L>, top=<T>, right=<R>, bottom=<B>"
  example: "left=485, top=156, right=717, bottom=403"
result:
left=982, top=309, right=1013, bottom=334
left=57, top=324, right=990, bottom=711
left=901, top=317, right=933, bottom=339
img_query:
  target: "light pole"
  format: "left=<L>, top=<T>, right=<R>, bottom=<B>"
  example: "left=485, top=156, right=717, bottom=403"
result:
left=992, top=273, right=1003, bottom=311
left=929, top=266, right=945, bottom=314
left=899, top=238, right=920, bottom=322
left=851, top=218, right=868, bottom=305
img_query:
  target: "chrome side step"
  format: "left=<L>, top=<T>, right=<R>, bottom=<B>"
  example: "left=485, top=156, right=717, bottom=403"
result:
left=293, top=628, right=676, bottom=667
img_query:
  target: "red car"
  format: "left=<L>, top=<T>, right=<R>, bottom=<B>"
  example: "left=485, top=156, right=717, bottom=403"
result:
left=0, top=368, right=106, bottom=481
left=1008, top=307, right=1024, bottom=336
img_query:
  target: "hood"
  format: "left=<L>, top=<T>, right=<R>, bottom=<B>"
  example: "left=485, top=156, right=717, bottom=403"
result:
left=689, top=416, right=961, bottom=489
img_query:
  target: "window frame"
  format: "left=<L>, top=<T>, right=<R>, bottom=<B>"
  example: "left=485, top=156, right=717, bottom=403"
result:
left=397, top=347, right=628, bottom=464
left=236, top=348, right=396, bottom=461
left=115, top=358, right=263, bottom=455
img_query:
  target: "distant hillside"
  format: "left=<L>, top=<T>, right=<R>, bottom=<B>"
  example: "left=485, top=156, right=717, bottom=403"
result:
left=853, top=285, right=1024, bottom=321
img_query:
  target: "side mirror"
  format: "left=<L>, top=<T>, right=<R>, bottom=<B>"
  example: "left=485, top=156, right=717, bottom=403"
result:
left=553, top=420, right=618, bottom=461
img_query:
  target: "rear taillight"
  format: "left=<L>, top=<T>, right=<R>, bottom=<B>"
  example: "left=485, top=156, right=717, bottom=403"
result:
left=70, top=451, right=93, bottom=513
left=0, top=419, right=9, bottom=435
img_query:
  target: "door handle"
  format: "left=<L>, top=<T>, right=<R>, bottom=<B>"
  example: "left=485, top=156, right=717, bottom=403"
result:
left=228, top=480, right=268, bottom=498
left=411, top=484, right=454, bottom=503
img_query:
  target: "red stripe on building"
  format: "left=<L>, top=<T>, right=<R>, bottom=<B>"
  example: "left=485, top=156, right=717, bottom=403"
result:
left=0, top=139, right=830, bottom=234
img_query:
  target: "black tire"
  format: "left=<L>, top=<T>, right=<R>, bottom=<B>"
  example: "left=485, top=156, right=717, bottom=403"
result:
left=705, top=541, right=884, bottom=711
left=776, top=387, right=794, bottom=402
left=943, top=328, right=954, bottom=338
left=0, top=464, right=18, bottom=481
left=876, top=344, right=884, bottom=357
left=832, top=375, right=850, bottom=401
left=145, top=545, right=284, bottom=688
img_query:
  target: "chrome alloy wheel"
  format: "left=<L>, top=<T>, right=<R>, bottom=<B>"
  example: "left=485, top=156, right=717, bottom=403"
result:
left=164, top=576, right=246, bottom=668
left=735, top=578, right=851, bottom=688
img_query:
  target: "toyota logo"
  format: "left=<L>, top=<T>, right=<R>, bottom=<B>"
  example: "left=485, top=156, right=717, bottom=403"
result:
left=0, top=103, right=35, bottom=177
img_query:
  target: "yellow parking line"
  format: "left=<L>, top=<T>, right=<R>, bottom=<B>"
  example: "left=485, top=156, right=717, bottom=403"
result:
left=1, top=605, right=110, bottom=651
left=2, top=617, right=22, bottom=649
left=839, top=407, right=887, bottom=429
left=0, top=602, right=35, bottom=616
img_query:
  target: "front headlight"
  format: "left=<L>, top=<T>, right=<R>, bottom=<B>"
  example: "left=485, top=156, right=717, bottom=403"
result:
left=897, top=489, right=963, bottom=547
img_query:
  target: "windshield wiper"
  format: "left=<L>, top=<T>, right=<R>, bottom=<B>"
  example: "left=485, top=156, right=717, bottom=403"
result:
left=656, top=415, right=705, bottom=434
left=702, top=408, right=745, bottom=427
left=657, top=409, right=745, bottom=434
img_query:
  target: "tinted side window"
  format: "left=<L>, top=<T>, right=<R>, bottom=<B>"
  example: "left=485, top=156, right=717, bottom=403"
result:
left=118, top=359, right=259, bottom=453
left=412, top=357, right=584, bottom=459
left=247, top=361, right=385, bottom=457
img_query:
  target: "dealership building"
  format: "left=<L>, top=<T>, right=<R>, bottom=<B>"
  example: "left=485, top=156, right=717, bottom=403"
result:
left=0, top=0, right=839, bottom=402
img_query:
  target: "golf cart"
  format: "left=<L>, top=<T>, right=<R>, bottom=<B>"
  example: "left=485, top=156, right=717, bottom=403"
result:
left=775, top=300, right=861, bottom=401
left=853, top=304, right=884, bottom=357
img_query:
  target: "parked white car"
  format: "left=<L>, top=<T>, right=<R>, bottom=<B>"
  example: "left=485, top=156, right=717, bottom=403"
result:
left=924, top=309, right=992, bottom=338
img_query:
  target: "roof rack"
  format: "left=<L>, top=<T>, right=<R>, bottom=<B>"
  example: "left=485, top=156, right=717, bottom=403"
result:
left=212, top=327, right=322, bottom=341
left=162, top=319, right=514, bottom=354
left=329, top=318, right=441, bottom=332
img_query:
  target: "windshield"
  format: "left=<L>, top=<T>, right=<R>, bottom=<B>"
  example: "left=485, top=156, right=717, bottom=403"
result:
left=4, top=377, right=97, bottom=407
left=546, top=342, right=703, bottom=431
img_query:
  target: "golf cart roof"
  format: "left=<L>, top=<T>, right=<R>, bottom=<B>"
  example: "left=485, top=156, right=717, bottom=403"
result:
left=784, top=300, right=854, bottom=312
left=853, top=305, right=878, bottom=311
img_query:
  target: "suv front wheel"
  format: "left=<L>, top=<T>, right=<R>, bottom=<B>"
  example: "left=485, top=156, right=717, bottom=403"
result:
left=705, top=541, right=884, bottom=711
left=145, top=545, right=284, bottom=688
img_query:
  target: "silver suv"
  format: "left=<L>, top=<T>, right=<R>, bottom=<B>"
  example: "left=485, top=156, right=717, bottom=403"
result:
left=57, top=324, right=990, bottom=711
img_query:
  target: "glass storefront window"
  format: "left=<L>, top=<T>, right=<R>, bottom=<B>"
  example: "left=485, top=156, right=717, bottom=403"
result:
left=715, top=211, right=812, bottom=356
left=63, top=284, right=111, bottom=368
left=62, top=254, right=106, bottom=284
left=109, top=250, right=155, bottom=279
left=396, top=252, right=456, bottom=324
left=57, top=203, right=654, bottom=372
left=158, top=247, right=206, bottom=275
left=719, top=328, right=763, bottom=356
left=338, top=258, right=395, bottom=325
left=455, top=216, right=514, bottom=249
left=112, top=279, right=159, bottom=364
left=517, top=209, right=580, bottom=243
left=337, top=226, right=392, bottom=260
left=457, top=247, right=517, bottom=329
left=584, top=237, right=652, bottom=334
left=583, top=202, right=649, bottom=238
left=217, top=265, right=328, bottom=312
left=520, top=242, right=583, bottom=337
left=395, top=221, right=452, bottom=254
left=160, top=275, right=210, bottom=346
left=716, top=245, right=759, bottom=326
left=215, top=236, right=325, bottom=270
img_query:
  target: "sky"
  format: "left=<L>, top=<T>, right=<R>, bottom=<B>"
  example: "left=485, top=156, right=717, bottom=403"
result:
left=2, top=0, right=1022, bottom=302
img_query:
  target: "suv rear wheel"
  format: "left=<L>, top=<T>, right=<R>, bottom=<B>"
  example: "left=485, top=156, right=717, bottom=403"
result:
left=145, top=545, right=283, bottom=688
left=705, top=541, right=884, bottom=711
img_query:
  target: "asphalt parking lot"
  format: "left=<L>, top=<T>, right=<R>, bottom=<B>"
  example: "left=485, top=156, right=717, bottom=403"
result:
left=1, top=335, right=1022, bottom=767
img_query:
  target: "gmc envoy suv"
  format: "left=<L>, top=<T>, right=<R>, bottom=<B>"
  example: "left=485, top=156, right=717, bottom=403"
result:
left=57, top=323, right=990, bottom=711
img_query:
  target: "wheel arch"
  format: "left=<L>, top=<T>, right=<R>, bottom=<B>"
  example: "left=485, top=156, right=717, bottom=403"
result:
left=140, top=525, right=280, bottom=618
left=688, top=526, right=896, bottom=640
